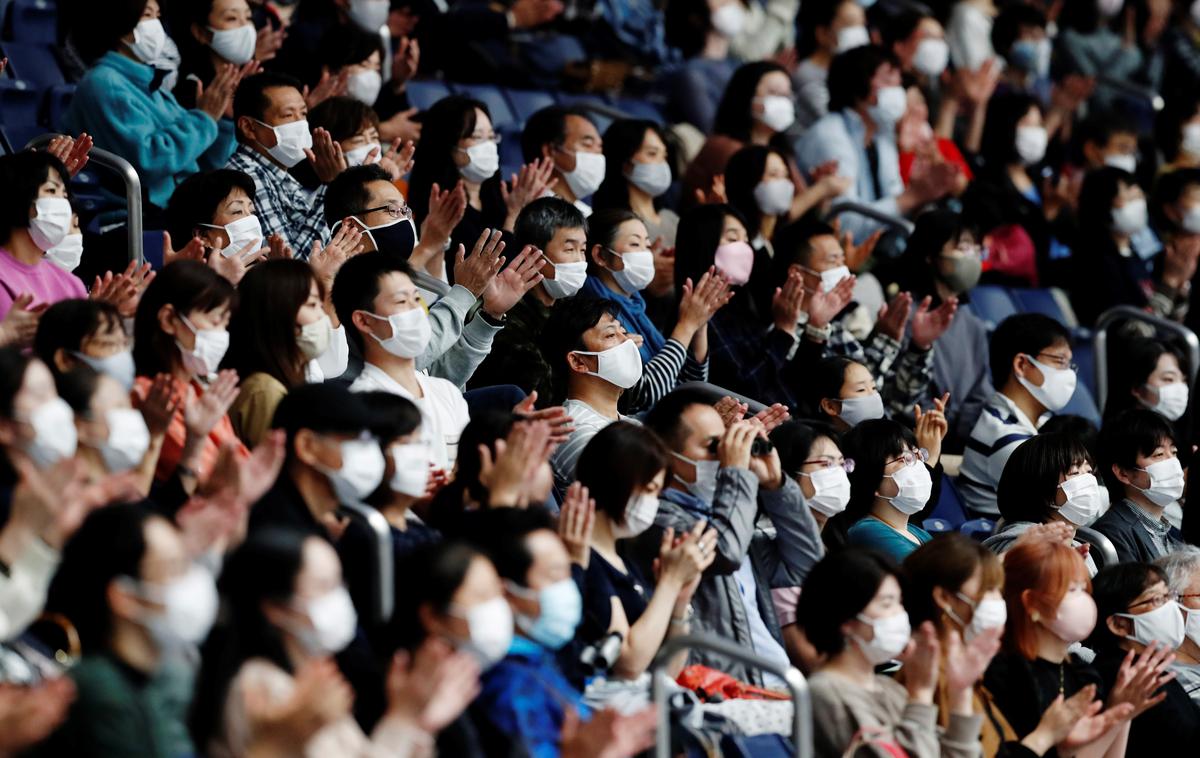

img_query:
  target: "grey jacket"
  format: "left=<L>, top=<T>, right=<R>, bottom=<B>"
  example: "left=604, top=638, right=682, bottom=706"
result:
left=628, top=468, right=824, bottom=685
left=418, top=284, right=502, bottom=389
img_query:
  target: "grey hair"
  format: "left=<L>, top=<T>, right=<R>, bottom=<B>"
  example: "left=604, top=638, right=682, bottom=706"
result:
left=1154, top=545, right=1200, bottom=593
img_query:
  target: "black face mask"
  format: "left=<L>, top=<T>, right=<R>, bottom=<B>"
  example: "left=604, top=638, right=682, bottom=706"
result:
left=339, top=217, right=418, bottom=260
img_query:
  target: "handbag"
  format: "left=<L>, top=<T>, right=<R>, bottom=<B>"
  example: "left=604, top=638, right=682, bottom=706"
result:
left=677, top=664, right=791, bottom=702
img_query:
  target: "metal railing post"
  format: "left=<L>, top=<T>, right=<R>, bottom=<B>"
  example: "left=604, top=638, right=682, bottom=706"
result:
left=25, top=133, right=145, bottom=266
left=824, top=200, right=915, bottom=235
left=339, top=501, right=395, bottom=626
left=1092, top=305, right=1200, bottom=413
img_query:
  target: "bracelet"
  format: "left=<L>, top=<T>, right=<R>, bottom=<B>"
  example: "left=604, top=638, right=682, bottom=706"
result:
left=804, top=322, right=831, bottom=343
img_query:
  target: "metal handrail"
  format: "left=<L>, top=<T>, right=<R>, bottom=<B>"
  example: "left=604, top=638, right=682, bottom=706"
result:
left=339, top=500, right=395, bottom=626
left=1075, top=525, right=1119, bottom=570
left=26, top=132, right=144, bottom=265
left=1092, top=305, right=1200, bottom=413
left=825, top=200, right=915, bottom=235
left=675, top=381, right=767, bottom=416
left=651, top=632, right=812, bottom=758
left=1095, top=75, right=1165, bottom=112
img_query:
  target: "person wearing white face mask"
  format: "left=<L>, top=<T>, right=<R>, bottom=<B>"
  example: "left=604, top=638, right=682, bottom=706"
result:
left=171, top=0, right=258, bottom=113
left=879, top=6, right=949, bottom=80
left=44, top=211, right=85, bottom=273
left=792, top=0, right=868, bottom=129
left=815, top=357, right=888, bottom=433
left=797, top=45, right=960, bottom=243
left=58, top=366, right=158, bottom=497
left=571, top=422, right=716, bottom=681
left=843, top=419, right=935, bottom=562
left=35, top=300, right=138, bottom=394
left=64, top=0, right=239, bottom=211
left=580, top=210, right=726, bottom=413
left=522, top=106, right=607, bottom=217
left=637, top=387, right=824, bottom=686
left=1102, top=338, right=1191, bottom=426
left=341, top=255, right=471, bottom=471
left=591, top=119, right=682, bottom=249
left=661, top=0, right=744, bottom=133
left=1094, top=409, right=1187, bottom=564
left=800, top=549, right=991, bottom=758
left=1155, top=547, right=1200, bottom=709
left=0, top=153, right=87, bottom=325
left=772, top=420, right=853, bottom=532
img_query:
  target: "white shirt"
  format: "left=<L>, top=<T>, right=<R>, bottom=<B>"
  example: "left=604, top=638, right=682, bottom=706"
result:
left=311, top=324, right=349, bottom=383
left=349, top=363, right=469, bottom=470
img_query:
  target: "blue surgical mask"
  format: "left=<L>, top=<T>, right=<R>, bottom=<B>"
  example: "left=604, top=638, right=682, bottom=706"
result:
left=508, top=578, right=582, bottom=650
left=73, top=350, right=136, bottom=391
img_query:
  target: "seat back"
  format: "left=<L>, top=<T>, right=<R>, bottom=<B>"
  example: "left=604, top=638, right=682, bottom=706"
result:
left=44, top=82, right=75, bottom=131
left=505, top=88, right=556, bottom=125
left=965, top=285, right=1018, bottom=330
left=0, top=78, right=40, bottom=127
left=338, top=501, right=395, bottom=628
left=6, top=0, right=57, bottom=45
left=0, top=41, right=64, bottom=91
left=1075, top=525, right=1119, bottom=570
left=405, top=79, right=453, bottom=111
left=453, top=83, right=516, bottom=130
left=929, top=476, right=968, bottom=530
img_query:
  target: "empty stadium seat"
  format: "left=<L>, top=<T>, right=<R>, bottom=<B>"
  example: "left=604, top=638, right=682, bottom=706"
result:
left=964, top=285, right=1018, bottom=329
left=613, top=96, right=665, bottom=122
left=505, top=88, right=556, bottom=125
left=44, top=82, right=75, bottom=131
left=452, top=83, right=516, bottom=130
left=0, top=41, right=64, bottom=91
left=1061, top=380, right=1102, bottom=426
left=1010, top=287, right=1066, bottom=323
left=405, top=79, right=452, bottom=112
left=498, top=125, right=524, bottom=177
left=960, top=518, right=996, bottom=541
left=0, top=78, right=40, bottom=127
left=5, top=0, right=57, bottom=45
left=929, top=475, right=967, bottom=530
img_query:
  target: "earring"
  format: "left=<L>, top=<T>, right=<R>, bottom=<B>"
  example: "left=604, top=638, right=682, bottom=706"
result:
left=1031, top=611, right=1040, bottom=623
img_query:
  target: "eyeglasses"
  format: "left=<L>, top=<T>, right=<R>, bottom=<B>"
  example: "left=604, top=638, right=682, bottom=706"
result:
left=884, top=448, right=929, bottom=468
left=1128, top=590, right=1179, bottom=611
left=1033, top=352, right=1078, bottom=373
left=465, top=133, right=502, bottom=145
left=357, top=201, right=413, bottom=221
left=802, top=457, right=856, bottom=473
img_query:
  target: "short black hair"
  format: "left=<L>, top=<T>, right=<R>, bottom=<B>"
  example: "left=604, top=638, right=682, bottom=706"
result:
left=713, top=61, right=790, bottom=142
left=770, top=419, right=842, bottom=477
left=63, top=0, right=146, bottom=62
left=358, top=391, right=423, bottom=443
left=592, top=119, right=671, bottom=214
left=164, top=169, right=258, bottom=248
left=841, top=418, right=918, bottom=522
left=54, top=364, right=102, bottom=417
left=513, top=196, right=588, bottom=252
left=0, top=348, right=33, bottom=420
left=1089, top=562, right=1168, bottom=654
left=542, top=296, right=618, bottom=403
left=642, top=386, right=720, bottom=452
left=233, top=72, right=305, bottom=130
left=315, top=22, right=383, bottom=76
left=330, top=251, right=416, bottom=354
left=989, top=313, right=1071, bottom=387
left=324, top=164, right=394, bottom=226
left=773, top=218, right=837, bottom=272
left=1104, top=335, right=1189, bottom=421
left=1076, top=111, right=1138, bottom=154
left=270, top=382, right=379, bottom=463
left=34, top=299, right=124, bottom=375
left=520, top=105, right=594, bottom=164
left=991, top=2, right=1047, bottom=57
left=828, top=45, right=898, bottom=113
left=432, top=410, right=520, bottom=521
left=1099, top=408, right=1177, bottom=500
left=0, top=151, right=70, bottom=244
left=996, top=433, right=1093, bottom=524
left=133, top=261, right=237, bottom=378
left=805, top=356, right=859, bottom=419
left=389, top=541, right=482, bottom=651
left=877, top=2, right=931, bottom=48
left=458, top=507, right=557, bottom=587
left=1151, top=168, right=1200, bottom=233
left=576, top=422, right=670, bottom=525
left=308, top=96, right=381, bottom=144
left=796, top=548, right=900, bottom=656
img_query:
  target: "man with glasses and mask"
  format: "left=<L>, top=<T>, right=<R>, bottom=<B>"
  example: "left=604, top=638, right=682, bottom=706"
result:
left=959, top=313, right=1076, bottom=519
left=1156, top=547, right=1200, bottom=709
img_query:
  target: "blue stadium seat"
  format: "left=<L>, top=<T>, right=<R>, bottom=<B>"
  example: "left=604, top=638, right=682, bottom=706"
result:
left=929, top=476, right=967, bottom=530
left=0, top=122, right=42, bottom=153
left=44, top=83, right=75, bottom=131
left=613, top=96, right=665, bottom=123
left=0, top=78, right=40, bottom=127
left=5, top=0, right=57, bottom=45
left=405, top=80, right=452, bottom=112
left=923, top=518, right=953, bottom=534
left=965, top=285, right=1018, bottom=330
left=498, top=125, right=524, bottom=177
left=0, top=41, right=64, bottom=92
left=1061, top=380, right=1102, bottom=427
left=143, top=231, right=165, bottom=270
left=960, top=518, right=996, bottom=541
left=452, top=83, right=516, bottom=130
left=1010, top=287, right=1067, bottom=323
left=1072, top=341, right=1096, bottom=397
left=505, top=88, right=555, bottom=125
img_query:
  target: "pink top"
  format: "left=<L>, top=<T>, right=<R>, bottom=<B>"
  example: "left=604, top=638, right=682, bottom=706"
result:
left=0, top=248, right=87, bottom=319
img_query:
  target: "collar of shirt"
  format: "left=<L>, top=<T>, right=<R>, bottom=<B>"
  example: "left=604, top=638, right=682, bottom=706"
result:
left=233, top=143, right=294, bottom=181
left=1121, top=499, right=1173, bottom=537
left=661, top=486, right=711, bottom=514
left=991, top=391, right=1041, bottom=434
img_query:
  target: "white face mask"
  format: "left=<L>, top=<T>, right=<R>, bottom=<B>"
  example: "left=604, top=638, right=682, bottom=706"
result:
left=913, top=38, right=949, bottom=77
left=838, top=392, right=885, bottom=427
left=176, top=314, right=230, bottom=378
left=710, top=2, right=746, bottom=38
left=344, top=142, right=382, bottom=168
left=1145, top=382, right=1189, bottom=421
left=458, top=140, right=500, bottom=183
left=1112, top=198, right=1148, bottom=235
left=1058, top=472, right=1102, bottom=526
left=98, top=408, right=151, bottom=473
left=562, top=151, right=606, bottom=199
left=610, top=249, right=655, bottom=293
left=298, top=314, right=334, bottom=361
left=754, top=178, right=795, bottom=216
left=673, top=452, right=720, bottom=505
left=29, top=197, right=72, bottom=251
left=75, top=350, right=136, bottom=392
left=541, top=260, right=588, bottom=299
left=454, top=597, right=514, bottom=668
left=612, top=491, right=659, bottom=538
left=22, top=397, right=78, bottom=468
left=852, top=611, right=911, bottom=664
left=1181, top=204, right=1200, bottom=234
left=572, top=338, right=643, bottom=389
left=1017, top=354, right=1076, bottom=412
left=209, top=23, right=256, bottom=65
left=254, top=118, right=313, bottom=168
left=816, top=264, right=851, bottom=293
left=320, top=437, right=386, bottom=504
left=45, top=233, right=84, bottom=271
left=626, top=161, right=671, bottom=197
left=754, top=95, right=795, bottom=133
left=965, top=596, right=1007, bottom=642
left=1104, top=153, right=1138, bottom=174
left=348, top=0, right=390, bottom=31
left=799, top=465, right=851, bottom=517
left=205, top=214, right=263, bottom=259
left=126, top=18, right=168, bottom=64
left=131, top=565, right=220, bottom=656
left=389, top=441, right=430, bottom=497
left=1136, top=456, right=1185, bottom=507
left=1117, top=600, right=1185, bottom=650
left=1096, top=0, right=1124, bottom=18
left=868, top=86, right=907, bottom=126
left=1015, top=125, right=1048, bottom=166
left=366, top=308, right=432, bottom=359
left=346, top=69, right=382, bottom=105
left=836, top=25, right=870, bottom=53
left=1183, top=123, right=1200, bottom=159
left=293, top=587, right=359, bottom=655
left=881, top=460, right=932, bottom=515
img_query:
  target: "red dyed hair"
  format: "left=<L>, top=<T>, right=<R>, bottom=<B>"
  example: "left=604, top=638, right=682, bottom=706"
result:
left=1002, top=539, right=1091, bottom=660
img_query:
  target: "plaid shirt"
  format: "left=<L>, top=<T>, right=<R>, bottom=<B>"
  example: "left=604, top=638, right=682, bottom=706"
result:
left=226, top=145, right=329, bottom=259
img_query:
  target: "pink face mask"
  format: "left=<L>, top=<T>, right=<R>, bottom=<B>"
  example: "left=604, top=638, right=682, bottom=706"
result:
left=714, top=241, right=755, bottom=286
left=1042, top=586, right=1097, bottom=644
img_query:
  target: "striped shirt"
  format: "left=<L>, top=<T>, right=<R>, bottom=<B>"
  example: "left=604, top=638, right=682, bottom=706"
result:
left=958, top=392, right=1041, bottom=516
left=549, top=399, right=642, bottom=502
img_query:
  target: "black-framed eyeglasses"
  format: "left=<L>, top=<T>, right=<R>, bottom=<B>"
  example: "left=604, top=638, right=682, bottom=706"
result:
left=357, top=201, right=412, bottom=221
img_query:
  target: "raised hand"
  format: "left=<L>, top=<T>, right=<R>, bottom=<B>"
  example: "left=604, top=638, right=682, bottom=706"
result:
left=914, top=392, right=949, bottom=465
left=658, top=519, right=716, bottom=589
left=453, top=228, right=506, bottom=297
left=420, top=182, right=468, bottom=254
left=162, top=231, right=206, bottom=268
left=381, top=106, right=422, bottom=144
left=391, top=36, right=421, bottom=85
left=513, top=391, right=576, bottom=445
left=771, top=270, right=807, bottom=335
left=91, top=261, right=156, bottom=319
left=1107, top=642, right=1176, bottom=718
left=266, top=233, right=292, bottom=261
left=900, top=621, right=941, bottom=703
left=9, top=453, right=141, bottom=549
left=254, top=24, right=286, bottom=63
left=383, top=138, right=417, bottom=177
left=304, top=69, right=349, bottom=109
left=1162, top=234, right=1200, bottom=291
left=509, top=0, right=566, bottom=28
left=501, top=157, right=557, bottom=226
left=244, top=658, right=351, bottom=754
left=804, top=273, right=856, bottom=329
left=714, top=396, right=749, bottom=429
left=310, top=220, right=364, bottom=286
left=140, top=373, right=183, bottom=437
left=693, top=174, right=727, bottom=205
left=718, top=420, right=756, bottom=471
left=842, top=226, right=882, bottom=273
left=1048, top=685, right=1134, bottom=753
left=480, top=420, right=554, bottom=507
left=45, top=133, right=93, bottom=177
left=910, top=295, right=958, bottom=350
left=876, top=291, right=915, bottom=341
left=306, top=127, right=348, bottom=184
left=0, top=678, right=76, bottom=756
left=560, top=706, right=657, bottom=758
left=0, top=292, right=46, bottom=348
left=196, top=62, right=251, bottom=122
left=752, top=403, right=790, bottom=434
left=559, top=481, right=596, bottom=567
left=484, top=244, right=543, bottom=317
left=387, top=639, right=481, bottom=734
left=943, top=626, right=1001, bottom=694
left=676, top=267, right=733, bottom=335
left=647, top=238, right=675, bottom=298
left=208, top=239, right=265, bottom=285
left=184, top=370, right=240, bottom=442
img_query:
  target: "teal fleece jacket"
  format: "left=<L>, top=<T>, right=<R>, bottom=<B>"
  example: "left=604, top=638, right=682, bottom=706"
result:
left=65, top=52, right=237, bottom=209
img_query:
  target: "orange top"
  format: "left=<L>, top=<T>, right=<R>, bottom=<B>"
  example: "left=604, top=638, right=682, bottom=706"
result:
left=132, top=375, right=249, bottom=483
